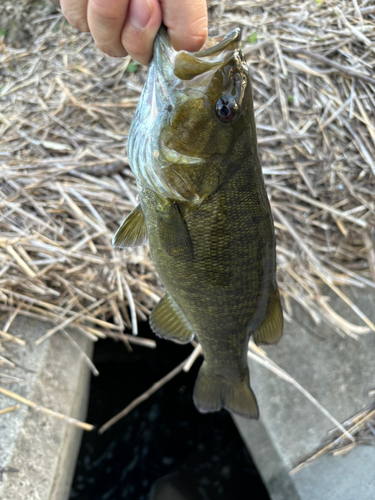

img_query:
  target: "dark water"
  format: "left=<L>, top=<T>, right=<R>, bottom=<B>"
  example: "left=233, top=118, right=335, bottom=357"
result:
left=70, top=323, right=270, bottom=500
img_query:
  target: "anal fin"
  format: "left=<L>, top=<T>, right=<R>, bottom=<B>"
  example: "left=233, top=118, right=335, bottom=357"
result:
left=253, top=286, right=283, bottom=345
left=112, top=204, right=147, bottom=248
left=150, top=293, right=195, bottom=344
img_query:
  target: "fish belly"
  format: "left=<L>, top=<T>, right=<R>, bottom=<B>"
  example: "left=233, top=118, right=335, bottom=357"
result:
left=139, top=161, right=277, bottom=417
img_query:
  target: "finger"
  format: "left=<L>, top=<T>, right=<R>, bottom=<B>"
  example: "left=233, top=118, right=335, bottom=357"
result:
left=60, top=0, right=90, bottom=32
left=161, top=0, right=208, bottom=52
left=120, top=0, right=162, bottom=66
left=87, top=0, right=130, bottom=57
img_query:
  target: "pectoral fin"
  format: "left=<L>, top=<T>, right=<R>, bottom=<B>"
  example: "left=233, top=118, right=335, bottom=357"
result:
left=112, top=204, right=147, bottom=248
left=253, top=287, right=283, bottom=345
left=150, top=293, right=195, bottom=344
left=157, top=202, right=194, bottom=261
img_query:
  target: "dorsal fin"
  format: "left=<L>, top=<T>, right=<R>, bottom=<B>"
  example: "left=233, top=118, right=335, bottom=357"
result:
left=253, top=287, right=283, bottom=345
left=150, top=293, right=195, bottom=344
left=112, top=204, right=147, bottom=248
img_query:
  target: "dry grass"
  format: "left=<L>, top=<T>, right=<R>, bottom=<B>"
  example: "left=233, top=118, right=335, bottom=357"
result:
left=290, top=399, right=375, bottom=474
left=1, top=0, right=375, bottom=461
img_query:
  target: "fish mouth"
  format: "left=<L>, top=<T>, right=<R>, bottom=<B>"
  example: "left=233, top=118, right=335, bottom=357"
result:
left=156, top=26, right=242, bottom=81
left=129, top=26, right=244, bottom=203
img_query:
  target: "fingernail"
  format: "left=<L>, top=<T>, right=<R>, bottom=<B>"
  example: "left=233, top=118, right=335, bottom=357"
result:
left=128, top=0, right=153, bottom=30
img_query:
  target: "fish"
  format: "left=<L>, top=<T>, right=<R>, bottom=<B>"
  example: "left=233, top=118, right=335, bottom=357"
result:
left=113, top=26, right=283, bottom=419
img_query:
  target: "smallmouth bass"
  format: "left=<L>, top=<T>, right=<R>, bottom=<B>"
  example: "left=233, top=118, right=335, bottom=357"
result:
left=113, top=27, right=283, bottom=419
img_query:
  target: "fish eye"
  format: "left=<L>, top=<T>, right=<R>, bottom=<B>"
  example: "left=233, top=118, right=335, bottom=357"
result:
left=215, top=98, right=238, bottom=123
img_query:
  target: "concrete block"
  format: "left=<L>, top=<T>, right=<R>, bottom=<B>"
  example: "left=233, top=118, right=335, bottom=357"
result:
left=0, top=316, right=93, bottom=500
left=234, top=288, right=375, bottom=500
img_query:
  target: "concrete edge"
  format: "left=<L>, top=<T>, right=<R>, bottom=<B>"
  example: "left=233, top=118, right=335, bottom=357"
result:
left=233, top=415, right=301, bottom=500
left=50, top=339, right=94, bottom=500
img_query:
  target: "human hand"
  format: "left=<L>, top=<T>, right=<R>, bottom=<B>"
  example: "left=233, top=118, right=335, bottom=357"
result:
left=60, top=0, right=208, bottom=65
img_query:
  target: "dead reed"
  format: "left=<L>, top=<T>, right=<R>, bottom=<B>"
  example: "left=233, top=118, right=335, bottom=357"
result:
left=0, top=0, right=374, bottom=458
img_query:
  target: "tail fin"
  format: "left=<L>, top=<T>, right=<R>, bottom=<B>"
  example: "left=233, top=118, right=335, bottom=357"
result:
left=193, top=363, right=259, bottom=419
